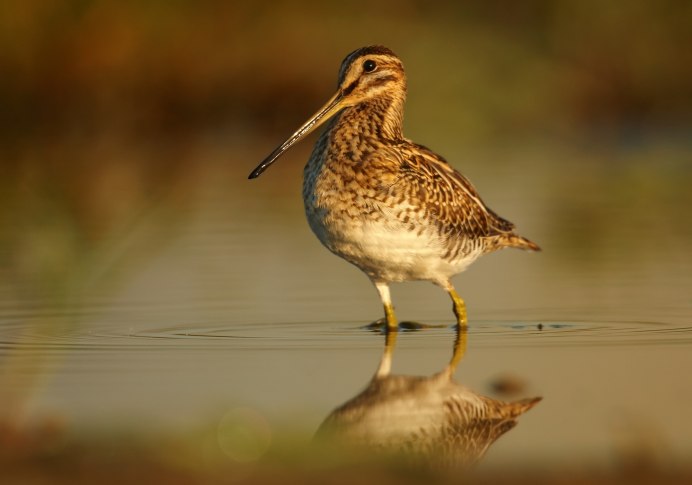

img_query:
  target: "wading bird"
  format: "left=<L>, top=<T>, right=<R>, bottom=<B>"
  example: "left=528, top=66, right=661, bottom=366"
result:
left=249, top=46, right=539, bottom=330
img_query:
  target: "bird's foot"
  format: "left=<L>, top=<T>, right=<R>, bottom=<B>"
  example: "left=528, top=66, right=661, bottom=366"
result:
left=365, top=317, right=399, bottom=332
left=400, top=321, right=446, bottom=331
left=365, top=318, right=388, bottom=331
left=364, top=319, right=445, bottom=332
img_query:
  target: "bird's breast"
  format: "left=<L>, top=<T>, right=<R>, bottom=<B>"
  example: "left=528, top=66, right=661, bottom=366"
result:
left=303, top=173, right=461, bottom=282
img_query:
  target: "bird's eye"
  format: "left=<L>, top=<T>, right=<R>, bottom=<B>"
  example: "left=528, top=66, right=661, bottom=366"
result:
left=363, top=60, right=377, bottom=73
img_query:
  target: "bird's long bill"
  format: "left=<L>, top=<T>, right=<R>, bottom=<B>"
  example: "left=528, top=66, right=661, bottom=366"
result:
left=248, top=91, right=345, bottom=179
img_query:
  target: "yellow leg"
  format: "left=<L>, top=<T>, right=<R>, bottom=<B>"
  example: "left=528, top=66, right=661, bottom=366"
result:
left=449, top=324, right=468, bottom=371
left=374, top=281, right=398, bottom=331
left=446, top=284, right=468, bottom=328
left=384, top=303, right=398, bottom=330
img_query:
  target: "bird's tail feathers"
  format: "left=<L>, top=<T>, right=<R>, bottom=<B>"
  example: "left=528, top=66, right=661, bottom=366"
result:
left=508, top=396, right=542, bottom=417
left=506, top=235, right=541, bottom=252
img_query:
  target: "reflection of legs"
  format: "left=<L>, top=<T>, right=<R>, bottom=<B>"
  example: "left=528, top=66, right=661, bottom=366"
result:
left=375, top=330, right=398, bottom=378
left=441, top=280, right=468, bottom=327
left=448, top=324, right=468, bottom=373
left=374, top=281, right=398, bottom=331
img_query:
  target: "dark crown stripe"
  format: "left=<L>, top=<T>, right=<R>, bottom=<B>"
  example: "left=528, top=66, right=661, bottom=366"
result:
left=353, top=45, right=397, bottom=58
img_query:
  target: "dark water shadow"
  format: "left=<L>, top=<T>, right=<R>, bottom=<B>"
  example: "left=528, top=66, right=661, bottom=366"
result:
left=363, top=318, right=447, bottom=332
left=315, top=326, right=541, bottom=471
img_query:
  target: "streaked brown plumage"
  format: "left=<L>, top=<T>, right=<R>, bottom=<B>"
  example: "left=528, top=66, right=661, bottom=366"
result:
left=249, top=46, right=540, bottom=329
left=315, top=329, right=541, bottom=469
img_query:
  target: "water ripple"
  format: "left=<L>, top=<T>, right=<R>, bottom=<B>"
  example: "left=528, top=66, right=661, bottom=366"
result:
left=1, top=318, right=691, bottom=353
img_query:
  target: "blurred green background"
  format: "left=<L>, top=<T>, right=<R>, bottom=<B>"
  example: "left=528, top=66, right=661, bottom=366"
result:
left=2, top=0, right=690, bottom=329
left=1, top=0, right=690, bottom=277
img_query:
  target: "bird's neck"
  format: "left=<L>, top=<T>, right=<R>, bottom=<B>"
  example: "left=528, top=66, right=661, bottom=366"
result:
left=333, top=94, right=405, bottom=143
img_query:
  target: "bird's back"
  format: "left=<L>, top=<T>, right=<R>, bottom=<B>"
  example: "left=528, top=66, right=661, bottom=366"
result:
left=396, top=141, right=539, bottom=252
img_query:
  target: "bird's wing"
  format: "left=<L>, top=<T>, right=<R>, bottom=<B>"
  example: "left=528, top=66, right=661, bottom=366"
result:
left=377, top=143, right=515, bottom=239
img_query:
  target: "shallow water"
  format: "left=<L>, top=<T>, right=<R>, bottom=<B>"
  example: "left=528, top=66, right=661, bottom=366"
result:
left=1, top=139, right=691, bottom=472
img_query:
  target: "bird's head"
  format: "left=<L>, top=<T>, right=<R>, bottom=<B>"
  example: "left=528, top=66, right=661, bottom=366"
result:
left=335, top=45, right=406, bottom=108
left=249, top=46, right=406, bottom=179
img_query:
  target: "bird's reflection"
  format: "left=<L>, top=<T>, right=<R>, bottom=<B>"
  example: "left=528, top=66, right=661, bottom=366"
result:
left=316, top=328, right=541, bottom=469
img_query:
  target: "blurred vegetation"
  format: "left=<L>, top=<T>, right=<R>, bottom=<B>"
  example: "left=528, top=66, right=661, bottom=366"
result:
left=0, top=0, right=689, bottom=248
left=1, top=1, right=689, bottom=195
left=3, top=417, right=692, bottom=485
left=1, top=0, right=690, bottom=140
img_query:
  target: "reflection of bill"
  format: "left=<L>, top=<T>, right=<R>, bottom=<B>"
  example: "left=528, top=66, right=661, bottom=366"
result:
left=316, top=329, right=541, bottom=469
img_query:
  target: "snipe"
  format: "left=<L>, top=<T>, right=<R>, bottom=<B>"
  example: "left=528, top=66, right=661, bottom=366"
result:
left=249, top=46, right=539, bottom=330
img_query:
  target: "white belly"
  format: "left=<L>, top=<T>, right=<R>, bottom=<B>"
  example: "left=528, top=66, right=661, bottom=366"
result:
left=308, top=216, right=481, bottom=284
